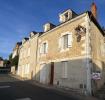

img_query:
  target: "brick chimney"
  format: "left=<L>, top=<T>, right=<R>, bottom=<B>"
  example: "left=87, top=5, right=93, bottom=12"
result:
left=91, top=2, right=97, bottom=19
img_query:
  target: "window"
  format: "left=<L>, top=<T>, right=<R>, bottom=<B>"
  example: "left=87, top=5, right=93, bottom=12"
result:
left=40, top=42, right=48, bottom=54
left=43, top=43, right=47, bottom=54
left=64, top=12, right=69, bottom=20
left=59, top=32, right=73, bottom=50
left=63, top=34, right=68, bottom=49
left=62, top=61, right=68, bottom=78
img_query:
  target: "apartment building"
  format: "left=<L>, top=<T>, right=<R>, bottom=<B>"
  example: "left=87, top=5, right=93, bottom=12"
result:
left=17, top=3, right=105, bottom=95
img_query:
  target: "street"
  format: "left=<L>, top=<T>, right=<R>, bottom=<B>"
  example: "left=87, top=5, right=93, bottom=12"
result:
left=0, top=74, right=81, bottom=100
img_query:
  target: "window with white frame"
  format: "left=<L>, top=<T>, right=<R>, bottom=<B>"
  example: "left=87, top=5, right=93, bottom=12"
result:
left=40, top=41, right=48, bottom=54
left=63, top=34, right=68, bottom=49
left=59, top=32, right=73, bottom=50
left=62, top=61, right=68, bottom=78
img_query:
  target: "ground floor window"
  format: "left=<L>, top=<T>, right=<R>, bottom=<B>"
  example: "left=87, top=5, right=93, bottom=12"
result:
left=62, top=61, right=68, bottom=78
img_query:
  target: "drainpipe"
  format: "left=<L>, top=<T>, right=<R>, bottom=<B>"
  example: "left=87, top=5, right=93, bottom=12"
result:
left=85, top=13, right=92, bottom=95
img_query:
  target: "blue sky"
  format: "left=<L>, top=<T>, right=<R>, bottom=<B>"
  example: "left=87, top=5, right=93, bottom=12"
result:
left=0, top=0, right=105, bottom=59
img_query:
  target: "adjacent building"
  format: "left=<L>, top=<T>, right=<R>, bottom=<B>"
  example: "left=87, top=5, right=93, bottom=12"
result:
left=11, top=42, right=22, bottom=74
left=12, top=42, right=22, bottom=59
left=17, top=3, right=105, bottom=95
left=17, top=32, right=43, bottom=79
left=0, top=58, right=3, bottom=67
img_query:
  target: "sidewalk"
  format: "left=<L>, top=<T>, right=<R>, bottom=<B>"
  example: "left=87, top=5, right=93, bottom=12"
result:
left=28, top=80, right=99, bottom=100
left=11, top=74, right=99, bottom=100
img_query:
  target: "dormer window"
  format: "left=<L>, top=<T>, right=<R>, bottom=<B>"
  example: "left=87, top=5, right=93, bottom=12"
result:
left=22, top=38, right=29, bottom=44
left=59, top=9, right=77, bottom=23
left=65, top=12, right=69, bottom=19
left=30, top=31, right=37, bottom=38
left=43, top=23, right=56, bottom=32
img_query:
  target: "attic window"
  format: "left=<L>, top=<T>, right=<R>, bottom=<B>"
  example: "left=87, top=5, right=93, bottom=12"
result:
left=65, top=12, right=69, bottom=19
left=75, top=25, right=86, bottom=42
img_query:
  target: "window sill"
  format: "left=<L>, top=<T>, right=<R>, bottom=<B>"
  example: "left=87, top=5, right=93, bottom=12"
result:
left=60, top=48, right=69, bottom=52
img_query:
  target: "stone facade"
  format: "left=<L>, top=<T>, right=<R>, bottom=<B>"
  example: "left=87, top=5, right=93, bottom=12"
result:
left=17, top=32, right=41, bottom=79
left=17, top=9, right=105, bottom=95
left=12, top=42, right=22, bottom=59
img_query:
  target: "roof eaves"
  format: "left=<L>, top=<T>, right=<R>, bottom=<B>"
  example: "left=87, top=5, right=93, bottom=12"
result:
left=88, top=11, right=105, bottom=36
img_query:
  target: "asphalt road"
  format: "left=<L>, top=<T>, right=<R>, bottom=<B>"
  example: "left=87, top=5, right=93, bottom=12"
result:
left=0, top=74, right=83, bottom=100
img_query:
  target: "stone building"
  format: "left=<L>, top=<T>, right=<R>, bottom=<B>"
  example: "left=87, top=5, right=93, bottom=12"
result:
left=17, top=3, right=105, bottom=95
left=12, top=42, right=22, bottom=59
left=11, top=42, right=22, bottom=74
left=17, top=32, right=43, bottom=79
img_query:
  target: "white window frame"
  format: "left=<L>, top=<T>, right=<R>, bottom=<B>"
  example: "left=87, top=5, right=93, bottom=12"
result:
left=40, top=41, right=48, bottom=55
left=59, top=32, right=73, bottom=52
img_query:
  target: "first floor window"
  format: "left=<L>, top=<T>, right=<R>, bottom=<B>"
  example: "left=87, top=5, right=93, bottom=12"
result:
left=63, top=34, right=68, bottom=49
left=40, top=42, right=48, bottom=54
left=59, top=32, right=73, bottom=50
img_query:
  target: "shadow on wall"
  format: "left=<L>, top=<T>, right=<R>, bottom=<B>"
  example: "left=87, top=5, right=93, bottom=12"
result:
left=18, top=57, right=105, bottom=94
left=92, top=60, right=105, bottom=93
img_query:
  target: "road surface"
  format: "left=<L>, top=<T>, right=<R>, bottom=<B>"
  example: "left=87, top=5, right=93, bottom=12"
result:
left=0, top=74, right=90, bottom=100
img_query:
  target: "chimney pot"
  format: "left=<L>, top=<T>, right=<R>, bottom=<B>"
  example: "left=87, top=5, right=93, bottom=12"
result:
left=91, top=2, right=97, bottom=19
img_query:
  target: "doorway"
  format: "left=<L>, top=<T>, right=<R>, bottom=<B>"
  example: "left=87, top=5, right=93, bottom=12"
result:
left=50, top=62, right=54, bottom=85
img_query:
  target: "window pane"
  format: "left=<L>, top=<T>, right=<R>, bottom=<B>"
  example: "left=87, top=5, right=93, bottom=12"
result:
left=63, top=34, right=68, bottom=49
left=43, top=43, right=46, bottom=53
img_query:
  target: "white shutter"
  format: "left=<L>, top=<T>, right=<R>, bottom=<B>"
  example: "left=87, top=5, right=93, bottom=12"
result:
left=68, top=33, right=73, bottom=47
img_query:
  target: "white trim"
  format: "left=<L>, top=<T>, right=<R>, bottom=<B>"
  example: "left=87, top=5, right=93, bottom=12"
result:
left=59, top=32, right=73, bottom=52
left=40, top=40, right=48, bottom=55
left=61, top=31, right=70, bottom=36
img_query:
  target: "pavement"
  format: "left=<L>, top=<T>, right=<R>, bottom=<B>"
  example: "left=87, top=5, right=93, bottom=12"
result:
left=0, top=74, right=99, bottom=100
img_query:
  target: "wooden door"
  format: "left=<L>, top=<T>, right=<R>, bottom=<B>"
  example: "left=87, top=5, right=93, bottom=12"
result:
left=50, top=62, right=54, bottom=85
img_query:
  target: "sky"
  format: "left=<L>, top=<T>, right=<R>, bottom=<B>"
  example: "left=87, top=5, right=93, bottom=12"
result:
left=0, top=0, right=105, bottom=59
